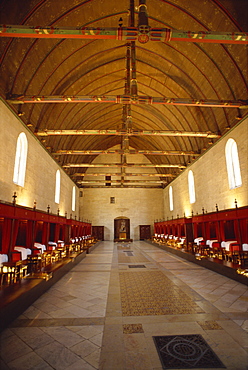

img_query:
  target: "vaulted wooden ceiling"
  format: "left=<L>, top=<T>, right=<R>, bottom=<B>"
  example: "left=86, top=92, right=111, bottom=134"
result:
left=0, top=0, right=247, bottom=188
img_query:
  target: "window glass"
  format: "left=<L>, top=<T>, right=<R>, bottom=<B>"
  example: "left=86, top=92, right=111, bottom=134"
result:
left=55, top=170, right=60, bottom=204
left=169, top=186, right=173, bottom=211
left=13, top=132, right=28, bottom=187
left=188, top=170, right=196, bottom=204
left=225, top=138, right=242, bottom=189
left=72, top=186, right=76, bottom=211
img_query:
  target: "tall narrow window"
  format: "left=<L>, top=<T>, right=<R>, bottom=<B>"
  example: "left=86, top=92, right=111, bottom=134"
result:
left=13, top=132, right=28, bottom=187
left=169, top=186, right=173, bottom=211
left=72, top=186, right=76, bottom=211
left=55, top=170, right=60, bottom=204
left=188, top=170, right=196, bottom=204
left=225, top=138, right=242, bottom=189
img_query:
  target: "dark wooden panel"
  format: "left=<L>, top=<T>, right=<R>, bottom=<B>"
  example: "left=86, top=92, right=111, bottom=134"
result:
left=92, top=226, right=104, bottom=240
left=139, top=225, right=151, bottom=240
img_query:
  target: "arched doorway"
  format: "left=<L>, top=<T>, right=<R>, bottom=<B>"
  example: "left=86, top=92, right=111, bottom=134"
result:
left=114, top=217, right=132, bottom=242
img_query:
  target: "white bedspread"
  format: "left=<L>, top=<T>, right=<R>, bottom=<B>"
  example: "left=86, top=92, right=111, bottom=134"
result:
left=206, top=240, right=218, bottom=248
left=48, top=241, right=57, bottom=250
left=194, top=237, right=204, bottom=245
left=242, top=244, right=248, bottom=251
left=0, top=254, right=8, bottom=267
left=34, top=242, right=46, bottom=253
left=14, top=246, right=32, bottom=260
left=221, top=241, right=237, bottom=251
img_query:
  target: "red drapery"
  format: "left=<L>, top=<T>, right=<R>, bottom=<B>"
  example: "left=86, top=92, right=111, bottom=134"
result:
left=1, top=218, right=12, bottom=254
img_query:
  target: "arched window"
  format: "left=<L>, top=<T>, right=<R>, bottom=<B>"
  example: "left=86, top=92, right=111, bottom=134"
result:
left=188, top=170, right=196, bottom=204
left=225, top=138, right=242, bottom=189
left=72, top=186, right=76, bottom=211
left=13, top=132, right=28, bottom=187
left=55, top=170, right=60, bottom=204
left=169, top=186, right=173, bottom=211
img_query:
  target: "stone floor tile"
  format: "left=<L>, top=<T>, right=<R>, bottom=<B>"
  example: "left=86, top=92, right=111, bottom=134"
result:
left=76, top=325, right=104, bottom=340
left=123, top=333, right=147, bottom=351
left=11, top=327, right=54, bottom=350
left=7, top=351, right=53, bottom=370
left=21, top=306, right=52, bottom=320
left=0, top=359, right=9, bottom=370
left=0, top=334, right=32, bottom=364
left=48, top=308, right=77, bottom=318
left=125, top=350, right=153, bottom=370
left=40, top=327, right=83, bottom=348
left=65, top=358, right=96, bottom=369
left=99, top=351, right=126, bottom=370
left=90, top=332, right=103, bottom=346
left=70, top=339, right=99, bottom=358
left=84, top=348, right=101, bottom=368
left=35, top=341, right=80, bottom=369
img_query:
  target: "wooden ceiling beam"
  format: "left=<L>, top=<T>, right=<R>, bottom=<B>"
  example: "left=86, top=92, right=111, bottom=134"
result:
left=63, top=163, right=186, bottom=168
left=36, top=129, right=219, bottom=138
left=53, top=149, right=199, bottom=156
left=1, top=25, right=247, bottom=44
left=7, top=94, right=248, bottom=108
left=72, top=173, right=176, bottom=177
left=77, top=180, right=166, bottom=184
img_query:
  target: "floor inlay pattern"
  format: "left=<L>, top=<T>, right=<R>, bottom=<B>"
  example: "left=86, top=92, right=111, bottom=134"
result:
left=125, top=251, right=134, bottom=256
left=153, top=334, right=226, bottom=369
left=128, top=265, right=146, bottom=268
left=9, top=317, right=105, bottom=327
left=119, top=271, right=203, bottom=316
left=118, top=251, right=149, bottom=263
left=197, top=321, right=223, bottom=330
left=123, top=324, right=144, bottom=334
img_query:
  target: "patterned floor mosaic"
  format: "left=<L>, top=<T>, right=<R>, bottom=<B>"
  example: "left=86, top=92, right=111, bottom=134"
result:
left=128, top=265, right=146, bottom=268
left=153, top=334, right=226, bottom=369
left=119, top=271, right=203, bottom=316
left=123, top=324, right=144, bottom=334
left=118, top=246, right=149, bottom=264
left=197, top=321, right=223, bottom=330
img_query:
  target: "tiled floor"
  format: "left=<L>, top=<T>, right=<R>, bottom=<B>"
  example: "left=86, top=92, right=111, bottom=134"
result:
left=0, top=241, right=247, bottom=369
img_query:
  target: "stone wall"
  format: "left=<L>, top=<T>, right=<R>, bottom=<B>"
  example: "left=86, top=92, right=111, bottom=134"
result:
left=163, top=117, right=248, bottom=218
left=0, top=100, right=79, bottom=218
left=80, top=187, right=164, bottom=240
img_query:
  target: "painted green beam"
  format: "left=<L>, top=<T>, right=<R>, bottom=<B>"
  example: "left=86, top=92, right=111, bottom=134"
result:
left=1, top=25, right=248, bottom=44
left=7, top=94, right=248, bottom=108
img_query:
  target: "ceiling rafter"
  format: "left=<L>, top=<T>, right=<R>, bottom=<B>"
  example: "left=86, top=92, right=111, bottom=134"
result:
left=1, top=25, right=247, bottom=44
left=53, top=149, right=199, bottom=156
left=72, top=173, right=176, bottom=177
left=7, top=94, right=247, bottom=108
left=63, top=163, right=186, bottom=168
left=36, top=129, right=220, bottom=138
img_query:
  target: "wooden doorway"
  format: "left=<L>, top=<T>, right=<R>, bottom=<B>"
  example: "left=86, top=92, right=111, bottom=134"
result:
left=92, top=226, right=104, bottom=240
left=139, top=225, right=151, bottom=240
left=114, top=217, right=132, bottom=242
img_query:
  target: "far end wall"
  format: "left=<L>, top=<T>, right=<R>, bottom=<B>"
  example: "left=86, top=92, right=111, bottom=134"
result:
left=80, top=188, right=164, bottom=241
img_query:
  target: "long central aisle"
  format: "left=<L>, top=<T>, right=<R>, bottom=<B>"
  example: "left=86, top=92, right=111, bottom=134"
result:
left=0, top=241, right=247, bottom=370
